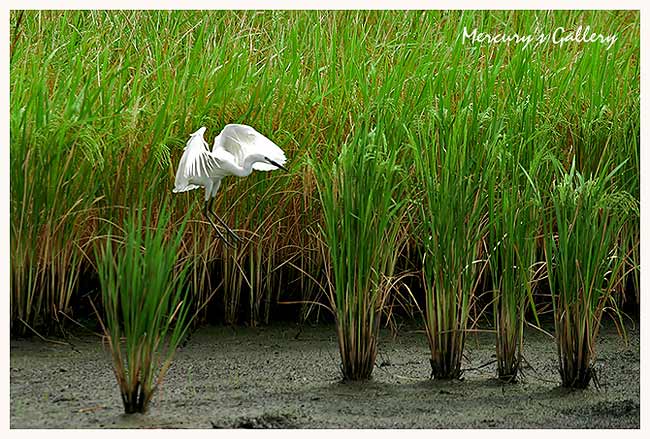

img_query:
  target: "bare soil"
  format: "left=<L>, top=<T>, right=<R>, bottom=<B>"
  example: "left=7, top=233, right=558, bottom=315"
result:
left=10, top=319, right=639, bottom=429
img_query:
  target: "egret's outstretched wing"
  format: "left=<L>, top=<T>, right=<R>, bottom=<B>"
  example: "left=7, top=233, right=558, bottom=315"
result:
left=213, top=124, right=287, bottom=171
left=173, top=127, right=222, bottom=193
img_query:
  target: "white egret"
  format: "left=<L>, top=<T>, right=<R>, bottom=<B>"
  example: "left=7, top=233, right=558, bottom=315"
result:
left=173, top=124, right=288, bottom=246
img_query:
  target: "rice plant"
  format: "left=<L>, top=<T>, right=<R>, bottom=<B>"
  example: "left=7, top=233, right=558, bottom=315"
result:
left=486, top=147, right=543, bottom=382
left=543, top=161, right=636, bottom=388
left=10, top=10, right=639, bottom=334
left=411, top=118, right=489, bottom=379
left=10, top=74, right=102, bottom=333
left=94, top=203, right=192, bottom=413
left=312, top=127, right=407, bottom=381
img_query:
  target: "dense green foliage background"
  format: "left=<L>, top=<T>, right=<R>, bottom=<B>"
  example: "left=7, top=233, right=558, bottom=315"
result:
left=10, top=10, right=639, bottom=332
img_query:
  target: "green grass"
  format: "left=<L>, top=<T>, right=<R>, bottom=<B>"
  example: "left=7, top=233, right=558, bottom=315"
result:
left=312, top=126, right=407, bottom=380
left=10, top=10, right=639, bottom=386
left=543, top=161, right=636, bottom=388
left=94, top=201, right=192, bottom=413
left=486, top=143, right=547, bottom=382
left=410, top=114, right=489, bottom=379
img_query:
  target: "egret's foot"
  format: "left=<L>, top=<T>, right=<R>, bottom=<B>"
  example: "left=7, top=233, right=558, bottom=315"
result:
left=212, top=219, right=241, bottom=245
left=216, top=233, right=237, bottom=248
left=220, top=228, right=241, bottom=246
left=203, top=205, right=235, bottom=248
left=230, top=230, right=243, bottom=243
left=208, top=208, right=243, bottom=244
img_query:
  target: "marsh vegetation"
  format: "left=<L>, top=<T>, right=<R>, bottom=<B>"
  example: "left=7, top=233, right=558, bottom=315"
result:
left=10, top=9, right=639, bottom=421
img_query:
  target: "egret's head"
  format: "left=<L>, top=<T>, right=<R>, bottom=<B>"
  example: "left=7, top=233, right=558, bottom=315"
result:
left=264, top=156, right=288, bottom=171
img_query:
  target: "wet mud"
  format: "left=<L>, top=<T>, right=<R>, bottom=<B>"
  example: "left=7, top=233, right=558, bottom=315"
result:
left=10, top=319, right=639, bottom=428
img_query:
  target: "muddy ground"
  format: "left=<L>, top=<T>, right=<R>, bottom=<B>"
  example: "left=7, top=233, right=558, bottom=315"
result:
left=10, top=319, right=640, bottom=429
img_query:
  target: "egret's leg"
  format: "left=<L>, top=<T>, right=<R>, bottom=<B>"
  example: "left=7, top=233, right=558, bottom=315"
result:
left=203, top=200, right=234, bottom=248
left=211, top=211, right=242, bottom=243
left=203, top=181, right=234, bottom=247
left=208, top=199, right=242, bottom=243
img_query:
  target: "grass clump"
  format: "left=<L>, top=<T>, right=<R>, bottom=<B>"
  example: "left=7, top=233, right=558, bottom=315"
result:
left=95, top=203, right=192, bottom=413
left=10, top=10, right=639, bottom=332
left=312, top=127, right=406, bottom=381
left=486, top=148, right=543, bottom=382
left=543, top=161, right=635, bottom=388
left=412, top=125, right=488, bottom=380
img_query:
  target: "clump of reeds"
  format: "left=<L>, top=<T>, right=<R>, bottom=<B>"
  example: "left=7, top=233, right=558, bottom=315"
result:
left=9, top=10, right=639, bottom=332
left=543, top=161, right=636, bottom=388
left=94, top=203, right=192, bottom=413
left=486, top=148, right=542, bottom=382
left=312, top=127, right=406, bottom=381
left=10, top=140, right=97, bottom=334
left=412, top=126, right=488, bottom=380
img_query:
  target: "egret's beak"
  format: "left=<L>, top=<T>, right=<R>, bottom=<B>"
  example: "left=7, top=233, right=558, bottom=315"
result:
left=265, top=157, right=288, bottom=171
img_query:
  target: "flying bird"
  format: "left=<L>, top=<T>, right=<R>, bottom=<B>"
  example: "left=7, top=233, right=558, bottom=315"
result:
left=173, top=124, right=288, bottom=246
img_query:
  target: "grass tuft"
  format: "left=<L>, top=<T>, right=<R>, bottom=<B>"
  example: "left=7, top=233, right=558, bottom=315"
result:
left=94, top=201, right=192, bottom=413
left=10, top=11, right=638, bottom=347
left=543, top=160, right=636, bottom=388
left=312, top=126, right=407, bottom=381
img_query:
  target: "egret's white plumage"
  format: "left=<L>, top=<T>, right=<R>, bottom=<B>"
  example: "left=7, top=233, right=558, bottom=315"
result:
left=173, top=127, right=223, bottom=194
left=173, top=124, right=287, bottom=197
left=172, top=124, right=288, bottom=246
left=213, top=124, right=287, bottom=172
